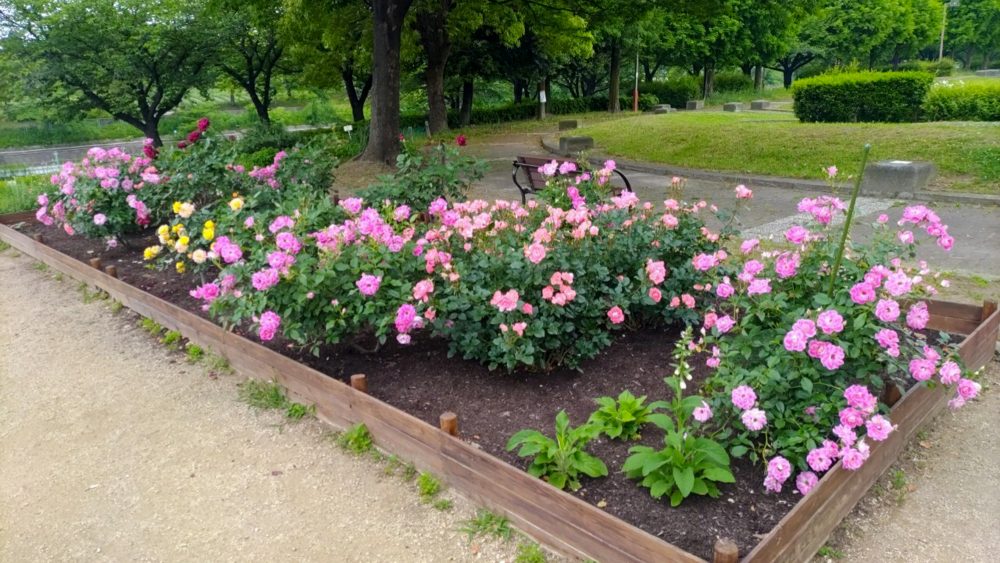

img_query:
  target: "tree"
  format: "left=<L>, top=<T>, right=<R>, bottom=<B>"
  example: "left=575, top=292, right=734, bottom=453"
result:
left=947, top=0, right=1000, bottom=69
left=361, top=0, right=414, bottom=165
left=283, top=0, right=373, bottom=123
left=213, top=0, right=289, bottom=125
left=1, top=0, right=219, bottom=146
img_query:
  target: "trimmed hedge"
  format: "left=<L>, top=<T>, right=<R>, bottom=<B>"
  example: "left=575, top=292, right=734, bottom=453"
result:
left=639, top=77, right=700, bottom=108
left=714, top=71, right=754, bottom=93
left=793, top=71, right=934, bottom=123
left=923, top=81, right=1000, bottom=121
left=898, top=58, right=956, bottom=77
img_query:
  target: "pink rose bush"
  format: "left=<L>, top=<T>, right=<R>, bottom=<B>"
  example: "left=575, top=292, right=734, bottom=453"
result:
left=692, top=190, right=975, bottom=488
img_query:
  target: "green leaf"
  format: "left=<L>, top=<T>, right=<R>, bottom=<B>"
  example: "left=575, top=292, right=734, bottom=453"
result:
left=703, top=467, right=736, bottom=483
left=673, top=466, right=695, bottom=497
left=547, top=472, right=567, bottom=490
left=801, top=377, right=813, bottom=393
left=649, top=479, right=670, bottom=499
left=729, top=445, right=748, bottom=458
left=576, top=453, right=609, bottom=478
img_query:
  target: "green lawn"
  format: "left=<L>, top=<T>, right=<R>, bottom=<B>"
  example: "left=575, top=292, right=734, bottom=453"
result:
left=579, top=111, right=1000, bottom=193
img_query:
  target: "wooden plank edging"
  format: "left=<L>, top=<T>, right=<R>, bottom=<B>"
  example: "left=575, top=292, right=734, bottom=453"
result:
left=2, top=219, right=996, bottom=563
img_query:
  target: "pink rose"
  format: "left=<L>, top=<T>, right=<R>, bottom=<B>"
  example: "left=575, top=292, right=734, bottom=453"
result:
left=607, top=306, right=625, bottom=325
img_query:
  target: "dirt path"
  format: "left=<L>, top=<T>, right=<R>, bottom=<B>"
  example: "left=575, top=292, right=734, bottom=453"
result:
left=0, top=249, right=520, bottom=562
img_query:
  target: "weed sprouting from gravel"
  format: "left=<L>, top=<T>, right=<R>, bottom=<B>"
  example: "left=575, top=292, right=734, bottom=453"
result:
left=109, top=300, right=124, bottom=314
left=460, top=509, right=512, bottom=541
left=817, top=545, right=845, bottom=559
left=162, top=330, right=182, bottom=350
left=417, top=472, right=442, bottom=501
left=515, top=542, right=547, bottom=563
left=239, top=379, right=287, bottom=410
left=32, top=261, right=48, bottom=272
left=140, top=317, right=164, bottom=336
left=285, top=402, right=315, bottom=421
left=335, top=423, right=373, bottom=455
left=185, top=343, right=204, bottom=362
left=0, top=240, right=10, bottom=252
left=432, top=498, right=453, bottom=511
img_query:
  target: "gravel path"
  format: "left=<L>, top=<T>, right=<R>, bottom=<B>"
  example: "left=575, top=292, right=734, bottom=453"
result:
left=0, top=249, right=520, bottom=562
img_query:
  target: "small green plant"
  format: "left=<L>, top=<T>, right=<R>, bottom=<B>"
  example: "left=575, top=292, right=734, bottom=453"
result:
left=336, top=423, right=373, bottom=455
left=401, top=461, right=418, bottom=481
left=890, top=468, right=907, bottom=491
left=140, top=317, right=164, bottom=335
left=460, top=509, right=512, bottom=541
left=417, top=472, right=442, bottom=500
left=32, top=261, right=48, bottom=272
left=432, top=498, right=453, bottom=511
left=53, top=272, right=64, bottom=282
left=623, top=329, right=734, bottom=506
left=205, top=353, right=233, bottom=374
left=239, top=379, right=288, bottom=410
left=970, top=275, right=990, bottom=288
left=109, top=300, right=124, bottom=315
left=162, top=330, right=183, bottom=350
left=0, top=240, right=10, bottom=252
left=589, top=390, right=665, bottom=440
left=185, top=343, right=204, bottom=362
left=384, top=454, right=401, bottom=476
left=506, top=411, right=607, bottom=491
left=817, top=545, right=845, bottom=559
left=284, top=402, right=314, bottom=421
left=515, top=542, right=547, bottom=563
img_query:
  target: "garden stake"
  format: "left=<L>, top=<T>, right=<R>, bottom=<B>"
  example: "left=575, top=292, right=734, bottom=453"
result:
left=89, top=257, right=102, bottom=270
left=439, top=412, right=458, bottom=436
left=827, top=144, right=871, bottom=298
left=350, top=373, right=368, bottom=393
left=104, top=265, right=118, bottom=279
left=712, top=538, right=739, bottom=563
left=31, top=233, right=44, bottom=243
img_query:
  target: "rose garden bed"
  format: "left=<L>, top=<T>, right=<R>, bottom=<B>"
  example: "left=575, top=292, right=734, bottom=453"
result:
left=3, top=212, right=997, bottom=563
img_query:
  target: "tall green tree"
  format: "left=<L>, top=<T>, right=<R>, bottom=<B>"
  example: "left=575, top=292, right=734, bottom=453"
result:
left=1, top=0, right=219, bottom=146
left=947, top=0, right=1000, bottom=69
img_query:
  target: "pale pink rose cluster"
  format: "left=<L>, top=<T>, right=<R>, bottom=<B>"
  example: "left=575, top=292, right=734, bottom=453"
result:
left=782, top=310, right=846, bottom=370
left=797, top=195, right=846, bottom=225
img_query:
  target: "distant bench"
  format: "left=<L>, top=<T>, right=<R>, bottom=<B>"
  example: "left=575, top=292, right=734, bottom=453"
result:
left=511, top=155, right=632, bottom=204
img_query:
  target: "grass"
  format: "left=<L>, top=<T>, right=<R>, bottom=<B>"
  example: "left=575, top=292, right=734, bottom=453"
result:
left=515, top=542, right=548, bottom=563
left=459, top=509, right=512, bottom=541
left=238, top=379, right=288, bottom=410
left=580, top=111, right=1000, bottom=193
left=0, top=175, right=47, bottom=214
left=417, top=472, right=442, bottom=501
left=335, top=423, right=374, bottom=455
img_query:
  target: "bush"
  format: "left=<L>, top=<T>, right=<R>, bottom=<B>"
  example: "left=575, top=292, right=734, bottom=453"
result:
left=713, top=71, right=754, bottom=93
left=793, top=71, right=933, bottom=122
left=640, top=77, right=701, bottom=108
left=898, top=58, right=955, bottom=77
left=923, top=80, right=1000, bottom=121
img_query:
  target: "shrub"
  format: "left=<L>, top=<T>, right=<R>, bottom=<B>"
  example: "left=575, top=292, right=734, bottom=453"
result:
left=923, top=80, right=1000, bottom=121
left=793, top=71, right=933, bottom=122
left=898, top=58, right=955, bottom=77
left=359, top=138, right=486, bottom=210
left=713, top=71, right=754, bottom=93
left=639, top=77, right=701, bottom=108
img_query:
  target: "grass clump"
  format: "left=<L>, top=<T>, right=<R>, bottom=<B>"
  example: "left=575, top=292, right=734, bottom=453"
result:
left=238, top=379, right=288, bottom=410
left=336, top=423, right=373, bottom=454
left=417, top=472, right=442, bottom=501
left=185, top=343, right=204, bottom=362
left=161, top=330, right=183, bottom=350
left=460, top=509, right=512, bottom=541
left=140, top=317, right=164, bottom=335
left=515, top=542, right=547, bottom=563
left=432, top=498, right=454, bottom=511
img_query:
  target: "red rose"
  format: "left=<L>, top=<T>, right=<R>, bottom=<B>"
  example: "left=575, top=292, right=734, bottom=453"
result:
left=455, top=134, right=467, bottom=146
left=197, top=117, right=210, bottom=131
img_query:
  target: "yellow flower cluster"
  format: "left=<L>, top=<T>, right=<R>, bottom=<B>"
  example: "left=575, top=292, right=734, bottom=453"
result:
left=229, top=197, right=244, bottom=211
left=172, top=201, right=196, bottom=219
left=202, top=220, right=215, bottom=241
left=143, top=245, right=162, bottom=260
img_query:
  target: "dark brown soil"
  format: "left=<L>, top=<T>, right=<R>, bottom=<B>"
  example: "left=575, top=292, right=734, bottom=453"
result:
left=16, top=221, right=800, bottom=561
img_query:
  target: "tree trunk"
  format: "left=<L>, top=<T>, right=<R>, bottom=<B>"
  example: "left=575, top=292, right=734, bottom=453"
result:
left=783, top=66, right=794, bottom=89
left=513, top=78, right=524, bottom=103
left=459, top=79, right=474, bottom=127
left=753, top=65, right=764, bottom=92
left=740, top=63, right=753, bottom=76
left=642, top=61, right=656, bottom=82
left=248, top=89, right=271, bottom=126
left=415, top=2, right=451, bottom=135
left=536, top=81, right=546, bottom=119
left=702, top=64, right=715, bottom=98
left=343, top=65, right=372, bottom=122
left=361, top=0, right=412, bottom=165
left=608, top=39, right=622, bottom=112
left=143, top=119, right=163, bottom=148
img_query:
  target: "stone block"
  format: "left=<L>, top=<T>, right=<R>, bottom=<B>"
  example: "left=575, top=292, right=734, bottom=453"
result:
left=558, top=119, right=579, bottom=131
left=559, top=136, right=594, bottom=153
left=723, top=102, right=743, bottom=112
left=750, top=100, right=772, bottom=110
left=652, top=104, right=673, bottom=114
left=686, top=100, right=704, bottom=110
left=861, top=160, right=937, bottom=196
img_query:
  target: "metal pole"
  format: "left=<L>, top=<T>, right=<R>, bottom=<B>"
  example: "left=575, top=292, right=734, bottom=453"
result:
left=938, top=4, right=945, bottom=61
left=633, top=49, right=640, bottom=112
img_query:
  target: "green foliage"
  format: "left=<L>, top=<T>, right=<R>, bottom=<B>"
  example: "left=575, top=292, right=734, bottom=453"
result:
left=417, top=472, right=442, bottom=500
left=515, top=542, right=547, bottom=563
left=793, top=71, right=934, bottom=123
left=432, top=498, right=454, bottom=511
left=140, top=318, right=164, bottom=336
left=623, top=332, right=734, bottom=507
left=238, top=379, right=287, bottom=410
left=162, top=330, right=183, bottom=349
left=185, top=343, right=205, bottom=362
left=284, top=401, right=314, bottom=420
left=589, top=390, right=665, bottom=440
left=639, top=77, right=701, bottom=108
left=0, top=175, right=48, bottom=214
left=109, top=300, right=124, bottom=315
left=336, top=423, right=373, bottom=455
left=923, top=80, right=1000, bottom=122
left=460, top=509, right=512, bottom=541
left=506, top=411, right=607, bottom=491
left=898, top=57, right=955, bottom=77
left=714, top=71, right=754, bottom=93
left=359, top=141, right=486, bottom=210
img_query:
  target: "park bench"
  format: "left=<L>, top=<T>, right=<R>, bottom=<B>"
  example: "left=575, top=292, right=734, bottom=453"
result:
left=511, top=155, right=632, bottom=204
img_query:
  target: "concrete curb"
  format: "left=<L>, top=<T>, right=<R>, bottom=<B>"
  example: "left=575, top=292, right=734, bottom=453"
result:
left=540, top=136, right=1000, bottom=207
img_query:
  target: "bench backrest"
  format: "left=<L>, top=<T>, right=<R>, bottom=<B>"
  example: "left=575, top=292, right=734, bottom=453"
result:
left=515, top=155, right=576, bottom=190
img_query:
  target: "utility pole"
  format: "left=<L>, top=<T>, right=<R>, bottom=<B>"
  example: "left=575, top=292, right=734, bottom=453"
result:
left=633, top=49, right=640, bottom=112
left=940, top=1, right=960, bottom=62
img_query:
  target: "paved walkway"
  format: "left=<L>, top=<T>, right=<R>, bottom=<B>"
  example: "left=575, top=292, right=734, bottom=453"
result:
left=467, top=132, right=1000, bottom=278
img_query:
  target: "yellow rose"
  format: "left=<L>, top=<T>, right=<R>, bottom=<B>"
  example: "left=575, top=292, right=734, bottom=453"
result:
left=229, top=197, right=244, bottom=211
left=174, top=240, right=189, bottom=253
left=191, top=249, right=208, bottom=264
left=157, top=225, right=170, bottom=236
left=143, top=245, right=162, bottom=260
left=175, top=261, right=186, bottom=274
left=178, top=202, right=195, bottom=219
left=202, top=221, right=215, bottom=241
left=172, top=201, right=182, bottom=214
left=171, top=223, right=184, bottom=234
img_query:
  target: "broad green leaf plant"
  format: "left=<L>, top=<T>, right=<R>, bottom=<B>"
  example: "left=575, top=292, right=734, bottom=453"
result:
left=506, top=411, right=607, bottom=491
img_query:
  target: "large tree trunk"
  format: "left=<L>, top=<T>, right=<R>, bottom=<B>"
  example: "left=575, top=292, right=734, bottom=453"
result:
left=248, top=87, right=271, bottom=126
left=783, top=66, right=794, bottom=89
left=361, top=0, right=412, bottom=165
left=702, top=64, right=715, bottom=98
left=608, top=39, right=622, bottom=113
left=458, top=79, right=474, bottom=127
left=753, top=65, right=764, bottom=92
left=143, top=119, right=163, bottom=148
left=415, top=2, right=451, bottom=135
left=513, top=78, right=524, bottom=103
